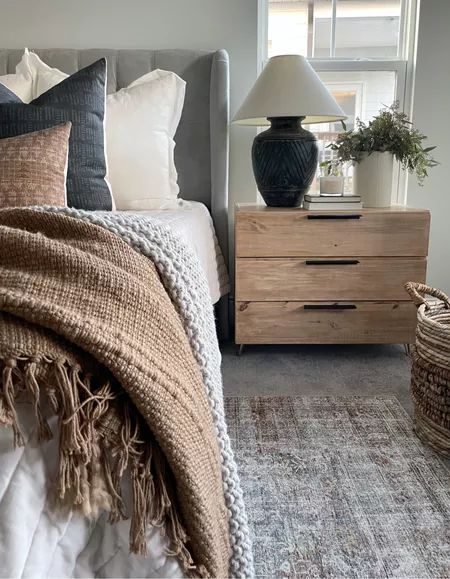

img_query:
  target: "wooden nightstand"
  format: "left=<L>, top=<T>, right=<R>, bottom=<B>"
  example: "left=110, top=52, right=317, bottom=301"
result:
left=235, top=203, right=430, bottom=348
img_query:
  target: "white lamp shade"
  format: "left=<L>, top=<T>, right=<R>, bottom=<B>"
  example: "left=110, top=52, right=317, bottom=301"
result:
left=233, top=54, right=346, bottom=126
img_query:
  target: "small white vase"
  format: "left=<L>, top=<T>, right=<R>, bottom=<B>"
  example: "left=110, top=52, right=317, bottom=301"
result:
left=353, top=152, right=394, bottom=208
left=319, top=176, right=344, bottom=196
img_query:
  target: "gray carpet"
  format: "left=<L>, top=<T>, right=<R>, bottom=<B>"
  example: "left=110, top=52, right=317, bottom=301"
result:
left=225, top=396, right=450, bottom=578
left=222, top=344, right=413, bottom=414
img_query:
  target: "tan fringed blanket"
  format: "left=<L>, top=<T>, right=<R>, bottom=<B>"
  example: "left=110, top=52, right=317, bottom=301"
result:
left=0, top=209, right=230, bottom=578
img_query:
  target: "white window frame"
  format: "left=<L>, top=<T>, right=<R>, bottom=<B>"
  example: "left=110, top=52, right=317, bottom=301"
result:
left=259, top=0, right=420, bottom=205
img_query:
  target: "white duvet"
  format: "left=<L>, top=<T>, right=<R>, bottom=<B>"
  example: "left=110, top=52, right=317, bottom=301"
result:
left=0, top=406, right=183, bottom=578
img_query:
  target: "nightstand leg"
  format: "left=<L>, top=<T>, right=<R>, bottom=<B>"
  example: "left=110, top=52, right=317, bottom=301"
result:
left=237, top=344, right=245, bottom=356
left=403, top=343, right=411, bottom=357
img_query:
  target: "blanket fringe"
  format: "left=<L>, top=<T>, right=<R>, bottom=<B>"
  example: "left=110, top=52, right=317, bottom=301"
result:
left=0, top=356, right=198, bottom=576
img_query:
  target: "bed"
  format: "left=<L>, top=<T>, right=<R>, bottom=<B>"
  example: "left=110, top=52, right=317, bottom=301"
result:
left=0, top=47, right=230, bottom=334
left=0, top=49, right=252, bottom=578
left=124, top=200, right=230, bottom=304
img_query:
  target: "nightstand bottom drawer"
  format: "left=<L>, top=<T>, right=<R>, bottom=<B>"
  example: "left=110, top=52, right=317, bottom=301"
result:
left=235, top=301, right=417, bottom=344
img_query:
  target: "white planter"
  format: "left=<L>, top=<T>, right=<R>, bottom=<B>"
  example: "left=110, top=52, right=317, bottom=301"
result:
left=319, top=176, right=344, bottom=196
left=353, top=152, right=394, bottom=208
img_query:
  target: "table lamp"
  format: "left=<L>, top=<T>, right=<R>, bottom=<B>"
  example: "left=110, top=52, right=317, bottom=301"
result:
left=233, top=54, right=346, bottom=207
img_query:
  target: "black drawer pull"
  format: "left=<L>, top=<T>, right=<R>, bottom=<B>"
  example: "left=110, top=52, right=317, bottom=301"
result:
left=307, top=214, right=362, bottom=220
left=305, top=259, right=360, bottom=266
left=304, top=304, right=357, bottom=310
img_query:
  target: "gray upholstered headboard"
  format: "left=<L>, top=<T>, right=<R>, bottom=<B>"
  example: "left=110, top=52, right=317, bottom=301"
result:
left=0, top=48, right=230, bottom=262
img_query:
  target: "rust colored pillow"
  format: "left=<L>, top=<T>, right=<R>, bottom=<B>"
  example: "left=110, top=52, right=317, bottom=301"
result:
left=0, top=123, right=71, bottom=208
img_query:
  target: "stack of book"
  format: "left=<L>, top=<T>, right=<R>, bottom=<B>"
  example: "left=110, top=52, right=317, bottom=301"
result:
left=303, top=194, right=362, bottom=210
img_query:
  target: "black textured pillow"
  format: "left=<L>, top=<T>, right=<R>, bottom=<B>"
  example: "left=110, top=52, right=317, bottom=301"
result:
left=0, top=59, right=112, bottom=210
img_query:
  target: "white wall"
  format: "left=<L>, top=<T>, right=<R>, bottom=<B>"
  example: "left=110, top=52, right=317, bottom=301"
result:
left=408, top=0, right=450, bottom=294
left=0, top=0, right=259, bottom=254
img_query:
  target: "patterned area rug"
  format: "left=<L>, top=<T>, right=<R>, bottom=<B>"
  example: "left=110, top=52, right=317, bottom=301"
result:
left=225, top=396, right=450, bottom=578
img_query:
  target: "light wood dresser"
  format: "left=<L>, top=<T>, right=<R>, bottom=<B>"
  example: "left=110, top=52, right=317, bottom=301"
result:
left=235, top=204, right=430, bottom=347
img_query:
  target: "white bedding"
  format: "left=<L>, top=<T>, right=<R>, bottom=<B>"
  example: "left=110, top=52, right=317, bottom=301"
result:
left=121, top=200, right=229, bottom=304
left=0, top=407, right=183, bottom=579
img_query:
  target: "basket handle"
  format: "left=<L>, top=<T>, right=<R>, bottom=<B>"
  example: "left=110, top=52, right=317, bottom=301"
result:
left=405, top=282, right=450, bottom=309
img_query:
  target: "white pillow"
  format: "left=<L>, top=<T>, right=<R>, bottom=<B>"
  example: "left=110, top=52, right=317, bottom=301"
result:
left=0, top=49, right=34, bottom=102
left=18, top=51, right=186, bottom=210
left=26, top=50, right=68, bottom=98
left=107, top=70, right=185, bottom=210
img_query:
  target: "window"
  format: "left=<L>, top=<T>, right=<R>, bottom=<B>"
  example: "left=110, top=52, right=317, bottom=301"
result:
left=268, top=0, right=402, bottom=59
left=264, top=0, right=418, bottom=201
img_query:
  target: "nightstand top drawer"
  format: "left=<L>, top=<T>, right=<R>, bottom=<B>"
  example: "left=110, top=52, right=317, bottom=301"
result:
left=235, top=205, right=430, bottom=257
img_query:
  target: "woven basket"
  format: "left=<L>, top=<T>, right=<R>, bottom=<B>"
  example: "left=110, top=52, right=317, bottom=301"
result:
left=405, top=282, right=450, bottom=456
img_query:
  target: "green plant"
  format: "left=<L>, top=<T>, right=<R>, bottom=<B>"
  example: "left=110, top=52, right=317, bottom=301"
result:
left=320, top=160, right=343, bottom=177
left=328, top=102, right=438, bottom=185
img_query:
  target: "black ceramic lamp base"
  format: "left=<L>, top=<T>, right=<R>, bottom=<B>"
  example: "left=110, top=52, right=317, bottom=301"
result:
left=252, top=116, right=319, bottom=207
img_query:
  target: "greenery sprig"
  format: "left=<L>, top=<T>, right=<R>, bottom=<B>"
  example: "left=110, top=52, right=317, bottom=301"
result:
left=328, top=102, right=438, bottom=185
left=319, top=160, right=343, bottom=177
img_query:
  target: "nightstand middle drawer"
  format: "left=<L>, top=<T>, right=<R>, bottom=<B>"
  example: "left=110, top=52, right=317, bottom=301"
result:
left=235, top=257, right=427, bottom=301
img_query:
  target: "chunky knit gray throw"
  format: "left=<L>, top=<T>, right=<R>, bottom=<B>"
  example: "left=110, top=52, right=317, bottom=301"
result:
left=41, top=207, right=255, bottom=578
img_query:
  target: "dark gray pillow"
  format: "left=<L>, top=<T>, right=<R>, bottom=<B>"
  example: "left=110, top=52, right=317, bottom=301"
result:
left=0, top=59, right=112, bottom=211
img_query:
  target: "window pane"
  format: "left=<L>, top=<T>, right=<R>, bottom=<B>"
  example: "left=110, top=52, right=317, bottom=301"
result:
left=308, top=70, right=397, bottom=193
left=335, top=0, right=401, bottom=58
left=268, top=0, right=402, bottom=59
left=268, top=1, right=310, bottom=57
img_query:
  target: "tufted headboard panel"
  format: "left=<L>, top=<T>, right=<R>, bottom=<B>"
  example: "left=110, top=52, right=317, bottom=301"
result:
left=0, top=48, right=230, bottom=260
